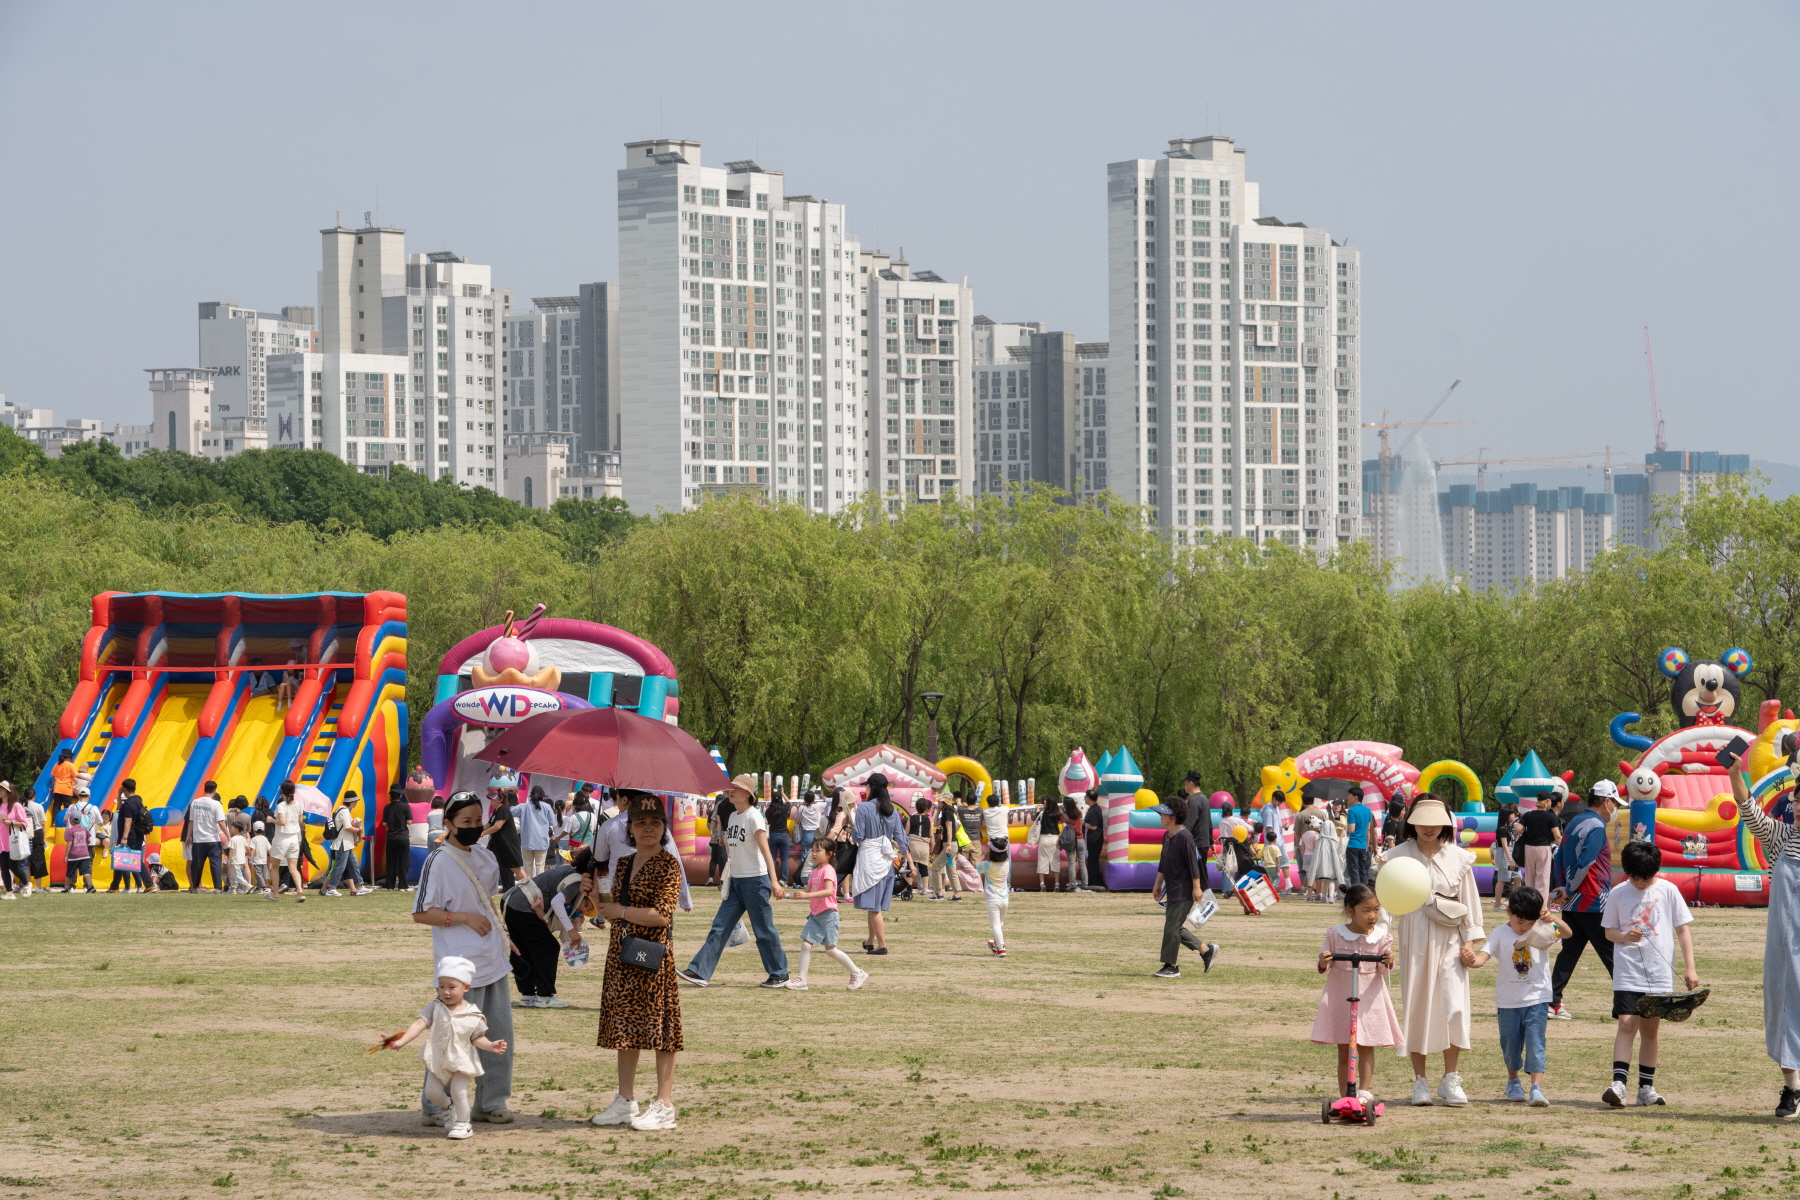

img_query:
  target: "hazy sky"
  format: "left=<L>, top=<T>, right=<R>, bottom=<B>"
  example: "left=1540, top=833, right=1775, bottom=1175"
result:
left=1, top=2, right=1794, bottom=468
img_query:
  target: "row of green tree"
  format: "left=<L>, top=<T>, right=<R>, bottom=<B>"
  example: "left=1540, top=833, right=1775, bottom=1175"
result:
left=0, top=430, right=637, bottom=560
left=3, top=450, right=1796, bottom=804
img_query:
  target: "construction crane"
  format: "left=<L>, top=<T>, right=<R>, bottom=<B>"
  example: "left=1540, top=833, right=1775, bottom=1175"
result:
left=1645, top=327, right=1667, bottom=453
left=1363, top=380, right=1465, bottom=564
left=1435, top=445, right=1651, bottom=491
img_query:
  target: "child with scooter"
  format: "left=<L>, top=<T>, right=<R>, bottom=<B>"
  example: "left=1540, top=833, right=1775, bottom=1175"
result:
left=1311, top=883, right=1398, bottom=1123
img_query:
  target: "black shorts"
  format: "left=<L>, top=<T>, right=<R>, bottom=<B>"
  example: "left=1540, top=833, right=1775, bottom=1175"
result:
left=1612, top=990, right=1648, bottom=1019
left=709, top=843, right=727, bottom=867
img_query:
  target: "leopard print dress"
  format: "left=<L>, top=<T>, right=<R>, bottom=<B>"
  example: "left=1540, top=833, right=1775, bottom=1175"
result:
left=597, top=848, right=684, bottom=1052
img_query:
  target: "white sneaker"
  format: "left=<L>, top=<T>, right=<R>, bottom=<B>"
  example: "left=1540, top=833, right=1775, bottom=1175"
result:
left=1356, top=1089, right=1375, bottom=1107
left=446, top=1122, right=473, bottom=1140
left=420, top=1110, right=444, bottom=1127
left=322, top=888, right=342, bottom=898
left=629, top=1099, right=677, bottom=1131
left=1410, top=1076, right=1433, bottom=1106
left=1637, top=1084, right=1666, bottom=1107
left=785, top=979, right=810, bottom=991
left=847, top=968, right=869, bottom=991
left=1435, top=1072, right=1469, bottom=1106
left=589, top=1093, right=639, bottom=1126
left=1602, top=1080, right=1627, bottom=1107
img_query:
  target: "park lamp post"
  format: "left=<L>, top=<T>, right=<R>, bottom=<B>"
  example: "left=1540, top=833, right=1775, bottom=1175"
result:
left=918, top=692, right=946, bottom=762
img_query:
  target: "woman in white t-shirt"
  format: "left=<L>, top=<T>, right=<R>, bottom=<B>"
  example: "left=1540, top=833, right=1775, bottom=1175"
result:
left=411, top=791, right=515, bottom=1125
left=267, top=782, right=307, bottom=904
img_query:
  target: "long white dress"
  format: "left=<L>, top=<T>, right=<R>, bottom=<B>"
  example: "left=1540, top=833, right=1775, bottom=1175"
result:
left=1310, top=817, right=1346, bottom=884
left=1386, top=839, right=1484, bottom=1056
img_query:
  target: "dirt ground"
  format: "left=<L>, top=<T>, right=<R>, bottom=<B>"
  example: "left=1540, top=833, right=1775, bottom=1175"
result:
left=1, top=880, right=1795, bottom=1199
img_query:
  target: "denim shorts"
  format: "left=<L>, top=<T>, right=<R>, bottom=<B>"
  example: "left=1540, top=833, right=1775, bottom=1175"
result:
left=801, top=909, right=840, bottom=947
left=1497, top=1002, right=1548, bottom=1075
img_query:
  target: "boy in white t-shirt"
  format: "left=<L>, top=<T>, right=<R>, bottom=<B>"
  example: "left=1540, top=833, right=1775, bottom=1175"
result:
left=1467, top=885, right=1568, bottom=1107
left=1600, top=840, right=1700, bottom=1108
left=226, top=828, right=252, bottom=893
left=249, top=824, right=272, bottom=892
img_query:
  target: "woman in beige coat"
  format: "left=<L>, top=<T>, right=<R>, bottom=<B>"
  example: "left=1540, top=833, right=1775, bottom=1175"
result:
left=1384, top=794, right=1485, bottom=1108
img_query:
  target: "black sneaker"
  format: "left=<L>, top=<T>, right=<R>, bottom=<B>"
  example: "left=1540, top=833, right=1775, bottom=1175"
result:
left=1200, top=944, right=1219, bottom=974
left=674, top=967, right=709, bottom=988
left=1779, top=1087, right=1800, bottom=1119
left=758, top=974, right=790, bottom=989
left=1153, top=965, right=1181, bottom=978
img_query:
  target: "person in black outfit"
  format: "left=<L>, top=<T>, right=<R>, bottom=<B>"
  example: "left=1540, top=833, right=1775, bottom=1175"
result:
left=485, top=788, right=525, bottom=883
left=506, top=847, right=594, bottom=1008
left=381, top=785, right=412, bottom=890
left=1084, top=791, right=1106, bottom=889
left=106, top=780, right=152, bottom=893
left=1152, top=794, right=1217, bottom=977
left=1178, top=771, right=1214, bottom=891
left=766, top=790, right=792, bottom=886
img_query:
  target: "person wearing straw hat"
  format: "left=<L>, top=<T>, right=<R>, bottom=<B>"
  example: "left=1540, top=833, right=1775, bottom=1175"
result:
left=1384, top=792, right=1485, bottom=1108
left=677, top=774, right=789, bottom=989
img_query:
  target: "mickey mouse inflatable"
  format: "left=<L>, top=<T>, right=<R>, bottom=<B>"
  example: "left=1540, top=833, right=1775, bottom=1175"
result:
left=1659, top=647, right=1753, bottom=729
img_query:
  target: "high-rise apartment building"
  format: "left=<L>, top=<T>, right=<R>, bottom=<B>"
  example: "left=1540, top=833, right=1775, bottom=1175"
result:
left=1615, top=450, right=1749, bottom=550
left=617, top=139, right=869, bottom=514
left=968, top=318, right=1111, bottom=502
left=1107, top=136, right=1360, bottom=550
left=501, top=285, right=619, bottom=455
left=197, top=301, right=317, bottom=456
left=268, top=223, right=510, bottom=483
left=861, top=249, right=971, bottom=506
left=1439, top=481, right=1615, bottom=591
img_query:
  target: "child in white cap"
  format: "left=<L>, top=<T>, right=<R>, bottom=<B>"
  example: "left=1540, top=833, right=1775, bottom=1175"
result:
left=381, top=956, right=509, bottom=1139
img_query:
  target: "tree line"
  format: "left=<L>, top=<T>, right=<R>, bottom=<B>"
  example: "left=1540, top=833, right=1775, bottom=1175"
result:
left=3, top=433, right=1796, bottom=806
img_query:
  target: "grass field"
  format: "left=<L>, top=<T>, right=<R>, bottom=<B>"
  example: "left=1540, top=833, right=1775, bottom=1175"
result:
left=0, top=882, right=1794, bottom=1200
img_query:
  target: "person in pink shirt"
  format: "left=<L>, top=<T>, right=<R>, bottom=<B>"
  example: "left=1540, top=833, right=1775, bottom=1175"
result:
left=781, top=839, right=867, bottom=991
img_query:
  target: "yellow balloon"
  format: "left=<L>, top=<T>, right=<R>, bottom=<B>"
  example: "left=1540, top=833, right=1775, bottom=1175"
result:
left=1459, top=829, right=1479, bottom=845
left=1375, top=856, right=1430, bottom=916
left=1232, top=825, right=1250, bottom=842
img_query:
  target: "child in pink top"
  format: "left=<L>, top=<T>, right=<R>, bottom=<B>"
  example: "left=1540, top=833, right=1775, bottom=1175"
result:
left=782, top=839, right=867, bottom=991
left=1311, top=883, right=1400, bottom=1105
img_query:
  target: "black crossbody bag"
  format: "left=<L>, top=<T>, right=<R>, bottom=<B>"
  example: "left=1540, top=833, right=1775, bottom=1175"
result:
left=616, top=854, right=670, bottom=972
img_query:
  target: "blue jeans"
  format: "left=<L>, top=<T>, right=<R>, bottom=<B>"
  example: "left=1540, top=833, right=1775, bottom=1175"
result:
left=768, top=834, right=790, bottom=887
left=686, top=874, right=788, bottom=980
left=1497, top=1002, right=1548, bottom=1075
left=792, top=831, right=815, bottom=883
left=326, top=847, right=354, bottom=888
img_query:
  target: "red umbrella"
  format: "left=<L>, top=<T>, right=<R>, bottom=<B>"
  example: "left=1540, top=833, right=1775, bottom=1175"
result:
left=472, top=707, right=730, bottom=796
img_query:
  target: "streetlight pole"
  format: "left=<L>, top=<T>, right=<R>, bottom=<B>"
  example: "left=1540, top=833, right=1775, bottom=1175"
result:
left=918, top=692, right=946, bottom=762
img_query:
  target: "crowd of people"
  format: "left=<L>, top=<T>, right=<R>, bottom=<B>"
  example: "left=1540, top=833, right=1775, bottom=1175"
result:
left=11, top=749, right=1799, bottom=1130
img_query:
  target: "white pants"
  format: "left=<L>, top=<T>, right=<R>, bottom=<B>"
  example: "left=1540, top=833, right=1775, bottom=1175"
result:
left=986, top=893, right=1008, bottom=950
left=524, top=849, right=547, bottom=878
left=425, top=1072, right=473, bottom=1127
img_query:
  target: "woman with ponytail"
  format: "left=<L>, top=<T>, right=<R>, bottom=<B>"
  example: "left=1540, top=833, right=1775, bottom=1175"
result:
left=850, top=774, right=908, bottom=955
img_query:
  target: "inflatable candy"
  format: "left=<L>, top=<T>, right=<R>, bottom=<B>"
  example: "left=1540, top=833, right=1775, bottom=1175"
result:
left=1058, top=748, right=1095, bottom=799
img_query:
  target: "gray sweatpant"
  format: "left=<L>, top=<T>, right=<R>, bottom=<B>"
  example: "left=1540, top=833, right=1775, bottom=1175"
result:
left=420, top=976, right=514, bottom=1118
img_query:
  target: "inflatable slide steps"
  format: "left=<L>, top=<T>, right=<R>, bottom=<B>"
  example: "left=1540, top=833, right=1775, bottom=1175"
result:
left=296, top=691, right=347, bottom=787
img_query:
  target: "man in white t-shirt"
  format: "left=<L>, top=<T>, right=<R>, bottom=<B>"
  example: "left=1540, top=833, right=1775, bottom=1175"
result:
left=411, top=791, right=515, bottom=1125
left=186, top=783, right=228, bottom=894
left=678, top=774, right=789, bottom=989
left=1600, top=840, right=1699, bottom=1108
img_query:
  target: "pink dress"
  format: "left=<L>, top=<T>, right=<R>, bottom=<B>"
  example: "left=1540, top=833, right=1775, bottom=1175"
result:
left=1309, top=923, right=1401, bottom=1047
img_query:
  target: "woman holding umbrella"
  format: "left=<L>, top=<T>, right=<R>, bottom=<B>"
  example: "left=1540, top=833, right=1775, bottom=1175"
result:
left=590, top=793, right=685, bottom=1131
left=851, top=774, right=909, bottom=955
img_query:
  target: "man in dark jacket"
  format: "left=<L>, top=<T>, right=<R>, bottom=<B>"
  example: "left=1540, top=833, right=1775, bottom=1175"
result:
left=107, top=779, right=152, bottom=893
left=1178, top=771, right=1214, bottom=890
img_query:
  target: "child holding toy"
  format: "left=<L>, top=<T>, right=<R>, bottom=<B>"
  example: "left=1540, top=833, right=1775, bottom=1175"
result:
left=1600, top=840, right=1698, bottom=1107
left=1310, top=884, right=1398, bottom=1106
left=1465, top=885, right=1568, bottom=1106
left=378, top=955, right=508, bottom=1139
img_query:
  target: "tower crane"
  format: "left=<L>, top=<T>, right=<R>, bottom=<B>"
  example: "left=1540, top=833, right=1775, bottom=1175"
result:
left=1645, top=327, right=1667, bottom=453
left=1362, top=380, right=1465, bottom=564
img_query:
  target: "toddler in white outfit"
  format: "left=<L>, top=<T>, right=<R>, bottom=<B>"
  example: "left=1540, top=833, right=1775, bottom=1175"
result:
left=382, top=955, right=508, bottom=1139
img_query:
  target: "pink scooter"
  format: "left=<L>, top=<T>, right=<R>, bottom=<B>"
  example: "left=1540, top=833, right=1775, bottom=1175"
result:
left=1320, top=950, right=1386, bottom=1126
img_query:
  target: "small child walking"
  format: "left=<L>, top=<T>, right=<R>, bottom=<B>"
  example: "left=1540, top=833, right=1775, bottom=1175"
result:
left=381, top=956, right=508, bottom=1139
left=1600, top=841, right=1698, bottom=1107
left=981, top=829, right=1011, bottom=957
left=1309, top=884, right=1399, bottom=1106
left=783, top=839, right=868, bottom=991
left=227, top=826, right=252, bottom=893
left=1465, top=885, right=1568, bottom=1106
left=250, top=823, right=271, bottom=892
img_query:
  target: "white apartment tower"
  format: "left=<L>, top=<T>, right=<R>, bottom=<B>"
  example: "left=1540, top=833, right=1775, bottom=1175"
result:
left=1107, top=136, right=1361, bottom=551
left=197, top=302, right=316, bottom=457
left=861, top=249, right=972, bottom=507
left=267, top=223, right=510, bottom=483
left=969, top=318, right=1111, bottom=502
left=618, top=139, right=869, bottom=514
left=502, top=285, right=618, bottom=455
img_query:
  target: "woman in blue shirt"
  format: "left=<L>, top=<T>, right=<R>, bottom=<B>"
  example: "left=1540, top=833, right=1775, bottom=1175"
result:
left=850, top=774, right=909, bottom=955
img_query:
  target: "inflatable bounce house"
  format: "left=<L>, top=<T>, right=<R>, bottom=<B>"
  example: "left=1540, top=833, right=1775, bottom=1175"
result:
left=1606, top=647, right=1777, bottom=906
left=39, top=591, right=407, bottom=889
left=420, top=606, right=678, bottom=854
